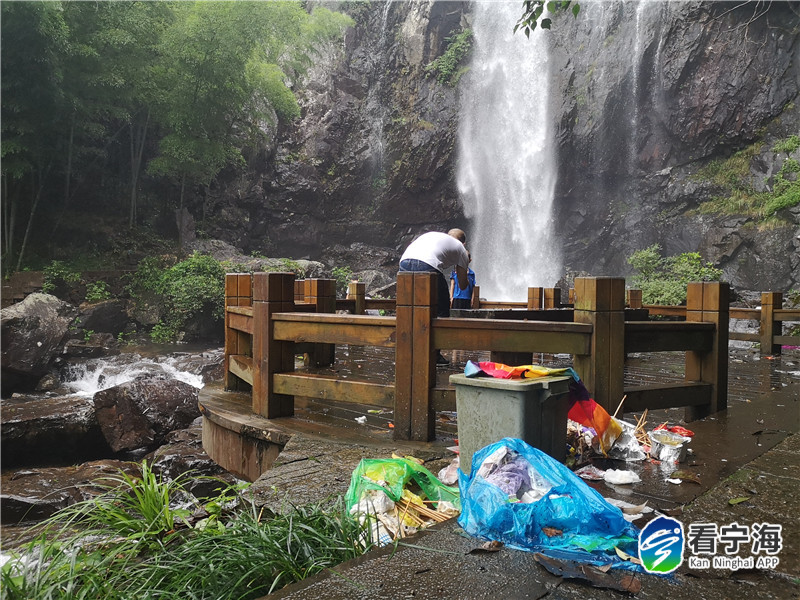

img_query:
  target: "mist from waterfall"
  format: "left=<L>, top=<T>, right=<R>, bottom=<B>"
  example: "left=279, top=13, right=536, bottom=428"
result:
left=457, top=2, right=560, bottom=301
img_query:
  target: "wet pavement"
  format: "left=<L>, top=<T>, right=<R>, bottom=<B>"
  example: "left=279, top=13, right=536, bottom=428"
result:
left=259, top=346, right=799, bottom=599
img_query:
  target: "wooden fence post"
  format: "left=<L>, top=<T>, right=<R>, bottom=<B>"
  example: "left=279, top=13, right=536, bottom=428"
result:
left=394, top=272, right=436, bottom=441
left=347, top=280, right=366, bottom=315
left=224, top=273, right=252, bottom=391
left=252, top=272, right=295, bottom=419
left=294, top=279, right=305, bottom=304
left=627, top=289, right=643, bottom=309
left=471, top=284, right=480, bottom=308
left=304, top=278, right=337, bottom=366
left=527, top=287, right=543, bottom=309
left=760, top=291, right=782, bottom=355
left=573, top=277, right=626, bottom=414
left=685, top=281, right=729, bottom=420
left=544, top=287, right=560, bottom=309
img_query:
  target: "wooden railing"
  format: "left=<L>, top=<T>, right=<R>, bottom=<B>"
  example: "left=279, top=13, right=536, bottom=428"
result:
left=223, top=273, right=732, bottom=442
left=630, top=291, right=798, bottom=355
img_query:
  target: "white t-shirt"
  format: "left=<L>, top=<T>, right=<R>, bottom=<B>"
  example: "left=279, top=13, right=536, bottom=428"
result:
left=400, top=232, right=469, bottom=276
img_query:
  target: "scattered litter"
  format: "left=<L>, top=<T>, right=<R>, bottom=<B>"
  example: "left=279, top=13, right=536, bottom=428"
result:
left=603, top=469, right=641, bottom=485
left=665, top=478, right=682, bottom=485
left=574, top=465, right=606, bottom=481
left=346, top=457, right=459, bottom=547
left=653, top=423, right=694, bottom=437
left=607, top=419, right=647, bottom=462
left=468, top=540, right=504, bottom=554
left=604, top=498, right=652, bottom=522
left=459, top=438, right=642, bottom=571
left=534, top=552, right=643, bottom=593
left=437, top=456, right=460, bottom=486
left=648, top=429, right=691, bottom=464
left=669, top=470, right=701, bottom=485
left=354, top=416, right=367, bottom=424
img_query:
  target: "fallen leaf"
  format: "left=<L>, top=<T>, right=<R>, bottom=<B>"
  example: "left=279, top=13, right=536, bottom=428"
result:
left=542, top=527, right=563, bottom=537
left=669, top=470, right=701, bottom=484
left=468, top=540, right=504, bottom=554
left=615, top=546, right=643, bottom=566
left=659, top=506, right=684, bottom=517
left=621, top=502, right=649, bottom=515
left=728, top=497, right=750, bottom=505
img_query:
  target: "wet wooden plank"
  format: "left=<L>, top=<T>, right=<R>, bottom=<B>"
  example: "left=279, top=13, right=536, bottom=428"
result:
left=625, top=322, right=714, bottom=352
left=273, top=317, right=396, bottom=347
left=623, top=383, right=712, bottom=412
left=273, top=373, right=394, bottom=408
left=229, top=354, right=254, bottom=385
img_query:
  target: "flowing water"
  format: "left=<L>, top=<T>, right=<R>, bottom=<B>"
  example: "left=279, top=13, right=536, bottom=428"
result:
left=57, top=347, right=213, bottom=397
left=457, top=2, right=560, bottom=301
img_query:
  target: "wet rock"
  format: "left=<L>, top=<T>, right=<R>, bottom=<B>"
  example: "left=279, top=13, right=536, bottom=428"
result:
left=1, top=395, right=111, bottom=468
left=1, top=293, right=78, bottom=394
left=77, top=299, right=129, bottom=336
left=63, top=332, right=121, bottom=359
left=146, top=418, right=239, bottom=498
left=93, top=377, right=200, bottom=453
left=0, top=460, right=135, bottom=525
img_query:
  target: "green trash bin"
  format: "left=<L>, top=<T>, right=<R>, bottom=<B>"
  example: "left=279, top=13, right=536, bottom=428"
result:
left=449, top=373, right=572, bottom=475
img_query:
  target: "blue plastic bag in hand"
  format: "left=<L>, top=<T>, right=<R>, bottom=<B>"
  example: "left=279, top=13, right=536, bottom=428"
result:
left=458, top=437, right=641, bottom=570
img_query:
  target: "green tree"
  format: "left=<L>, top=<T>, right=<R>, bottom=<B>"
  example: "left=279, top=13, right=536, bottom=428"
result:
left=147, top=2, right=351, bottom=253
left=1, top=2, right=68, bottom=270
left=628, top=244, right=722, bottom=305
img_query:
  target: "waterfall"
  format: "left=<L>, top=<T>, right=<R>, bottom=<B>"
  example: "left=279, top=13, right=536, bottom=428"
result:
left=457, top=2, right=560, bottom=301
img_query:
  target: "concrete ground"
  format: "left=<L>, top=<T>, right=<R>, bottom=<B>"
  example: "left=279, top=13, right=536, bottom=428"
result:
left=255, top=432, right=799, bottom=600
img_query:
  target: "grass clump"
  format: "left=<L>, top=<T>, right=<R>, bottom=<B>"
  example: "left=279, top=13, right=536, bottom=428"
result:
left=694, top=135, right=800, bottom=222
left=424, top=28, right=473, bottom=86
left=1, top=461, right=372, bottom=599
left=628, top=244, right=722, bottom=305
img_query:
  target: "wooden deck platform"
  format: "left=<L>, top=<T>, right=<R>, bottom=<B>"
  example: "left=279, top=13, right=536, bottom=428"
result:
left=199, top=381, right=456, bottom=481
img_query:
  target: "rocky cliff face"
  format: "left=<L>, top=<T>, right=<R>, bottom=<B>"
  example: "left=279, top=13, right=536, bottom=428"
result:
left=207, top=0, right=799, bottom=296
left=210, top=1, right=470, bottom=275
left=549, top=0, right=800, bottom=293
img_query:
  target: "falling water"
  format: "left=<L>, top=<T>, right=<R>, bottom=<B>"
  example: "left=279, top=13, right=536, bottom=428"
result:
left=457, top=2, right=560, bottom=301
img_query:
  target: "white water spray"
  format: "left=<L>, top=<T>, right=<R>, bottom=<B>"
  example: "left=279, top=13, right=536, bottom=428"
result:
left=457, top=2, right=560, bottom=301
left=60, top=353, right=208, bottom=397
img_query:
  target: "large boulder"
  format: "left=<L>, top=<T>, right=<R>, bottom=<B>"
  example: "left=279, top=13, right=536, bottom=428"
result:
left=93, top=377, right=200, bottom=453
left=77, top=299, right=130, bottom=336
left=1, top=394, right=111, bottom=468
left=1, top=293, right=78, bottom=394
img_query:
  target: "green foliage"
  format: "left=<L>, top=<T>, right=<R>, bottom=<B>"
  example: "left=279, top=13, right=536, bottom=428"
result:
left=42, top=260, right=81, bottom=295
left=694, top=138, right=800, bottom=221
left=1, top=461, right=371, bottom=600
left=788, top=289, right=800, bottom=337
left=424, top=28, right=473, bottom=86
left=772, top=135, right=800, bottom=155
left=126, top=253, right=225, bottom=343
left=332, top=266, right=354, bottom=298
left=628, top=244, right=722, bottom=305
left=84, top=280, right=111, bottom=303
left=514, top=1, right=580, bottom=37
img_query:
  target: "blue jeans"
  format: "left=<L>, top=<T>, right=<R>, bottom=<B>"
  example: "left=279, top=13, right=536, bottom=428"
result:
left=398, top=259, right=451, bottom=318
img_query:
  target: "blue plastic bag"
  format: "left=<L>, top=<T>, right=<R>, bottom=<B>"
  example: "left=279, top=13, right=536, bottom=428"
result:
left=458, top=437, right=641, bottom=570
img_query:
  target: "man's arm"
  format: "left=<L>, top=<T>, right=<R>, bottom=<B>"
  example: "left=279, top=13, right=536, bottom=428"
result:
left=455, top=265, right=468, bottom=290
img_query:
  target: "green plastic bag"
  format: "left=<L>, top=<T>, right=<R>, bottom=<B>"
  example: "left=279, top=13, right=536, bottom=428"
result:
left=345, top=458, right=460, bottom=512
